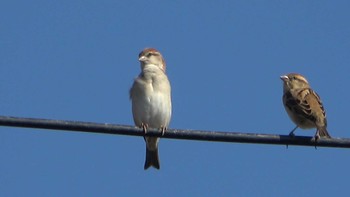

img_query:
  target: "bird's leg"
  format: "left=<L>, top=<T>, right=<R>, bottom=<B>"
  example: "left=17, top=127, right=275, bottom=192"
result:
left=289, top=126, right=298, bottom=137
left=160, top=126, right=166, bottom=136
left=141, top=123, right=148, bottom=133
left=141, top=123, right=148, bottom=139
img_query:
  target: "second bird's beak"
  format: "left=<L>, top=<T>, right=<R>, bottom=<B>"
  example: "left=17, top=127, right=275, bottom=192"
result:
left=280, top=75, right=289, bottom=82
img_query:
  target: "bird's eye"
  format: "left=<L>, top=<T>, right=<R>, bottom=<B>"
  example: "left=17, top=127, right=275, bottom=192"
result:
left=146, top=53, right=152, bottom=57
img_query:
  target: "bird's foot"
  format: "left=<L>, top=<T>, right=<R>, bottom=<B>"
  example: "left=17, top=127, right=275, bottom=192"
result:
left=160, top=127, right=166, bottom=136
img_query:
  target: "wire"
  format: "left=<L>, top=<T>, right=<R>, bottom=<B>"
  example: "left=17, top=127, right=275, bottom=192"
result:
left=0, top=115, right=348, bottom=148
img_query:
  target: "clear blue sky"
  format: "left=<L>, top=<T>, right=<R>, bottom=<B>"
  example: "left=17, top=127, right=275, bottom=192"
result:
left=1, top=0, right=349, bottom=196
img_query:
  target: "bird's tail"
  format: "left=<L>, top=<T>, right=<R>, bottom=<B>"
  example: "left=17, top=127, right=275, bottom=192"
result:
left=317, top=127, right=331, bottom=138
left=144, top=148, right=160, bottom=170
left=144, top=137, right=160, bottom=170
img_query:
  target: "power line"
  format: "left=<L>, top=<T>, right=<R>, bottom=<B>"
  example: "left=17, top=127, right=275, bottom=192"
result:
left=0, top=115, right=348, bottom=148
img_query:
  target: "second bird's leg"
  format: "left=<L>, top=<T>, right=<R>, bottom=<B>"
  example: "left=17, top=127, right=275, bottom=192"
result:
left=313, top=130, right=321, bottom=142
left=311, top=130, right=321, bottom=149
left=289, top=126, right=298, bottom=137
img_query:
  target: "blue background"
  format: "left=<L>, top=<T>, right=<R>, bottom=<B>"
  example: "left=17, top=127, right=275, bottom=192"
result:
left=1, top=0, right=349, bottom=196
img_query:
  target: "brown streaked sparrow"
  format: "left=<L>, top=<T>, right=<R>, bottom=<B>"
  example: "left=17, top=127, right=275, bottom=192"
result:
left=280, top=73, right=331, bottom=140
left=130, top=48, right=172, bottom=170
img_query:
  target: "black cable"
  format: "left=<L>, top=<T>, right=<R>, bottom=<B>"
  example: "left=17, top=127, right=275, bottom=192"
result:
left=0, top=115, right=348, bottom=148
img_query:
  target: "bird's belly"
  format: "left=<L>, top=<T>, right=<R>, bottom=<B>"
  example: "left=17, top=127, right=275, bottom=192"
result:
left=132, top=92, right=171, bottom=129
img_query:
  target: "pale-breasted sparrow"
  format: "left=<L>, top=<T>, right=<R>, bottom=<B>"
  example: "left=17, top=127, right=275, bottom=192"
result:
left=130, top=48, right=172, bottom=170
left=280, top=73, right=331, bottom=140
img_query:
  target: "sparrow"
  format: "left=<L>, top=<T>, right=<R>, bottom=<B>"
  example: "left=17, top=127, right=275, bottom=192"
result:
left=130, top=48, right=172, bottom=170
left=280, top=73, right=331, bottom=140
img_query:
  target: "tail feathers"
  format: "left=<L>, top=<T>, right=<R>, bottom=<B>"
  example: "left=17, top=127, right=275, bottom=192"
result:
left=317, top=127, right=331, bottom=138
left=144, top=148, right=160, bottom=170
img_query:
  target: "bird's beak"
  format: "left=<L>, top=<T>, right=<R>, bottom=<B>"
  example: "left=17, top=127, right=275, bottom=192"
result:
left=139, top=56, right=147, bottom=62
left=280, top=75, right=289, bottom=82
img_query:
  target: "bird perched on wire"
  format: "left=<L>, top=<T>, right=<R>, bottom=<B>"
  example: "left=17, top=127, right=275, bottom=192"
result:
left=280, top=73, right=331, bottom=141
left=130, top=48, right=172, bottom=170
